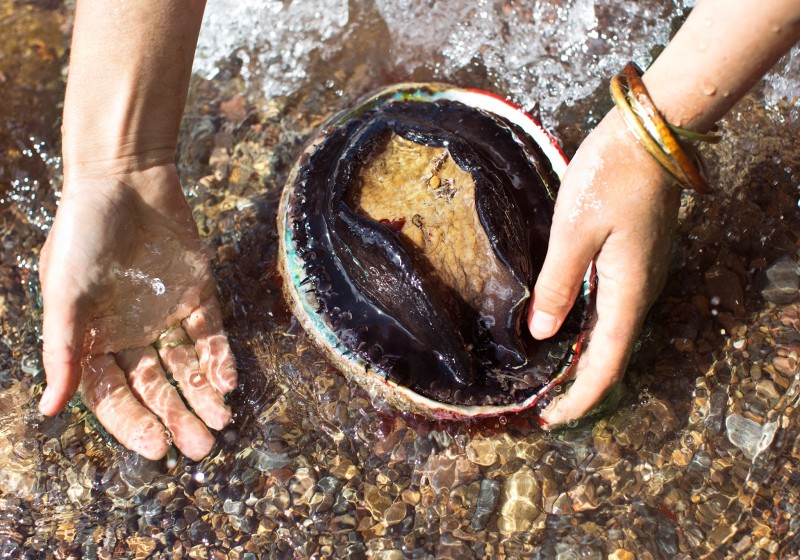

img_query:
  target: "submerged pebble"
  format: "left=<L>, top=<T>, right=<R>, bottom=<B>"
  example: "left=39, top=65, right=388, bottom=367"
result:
left=759, top=256, right=800, bottom=304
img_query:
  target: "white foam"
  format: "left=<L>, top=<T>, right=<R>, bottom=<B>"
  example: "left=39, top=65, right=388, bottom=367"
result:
left=194, top=0, right=349, bottom=96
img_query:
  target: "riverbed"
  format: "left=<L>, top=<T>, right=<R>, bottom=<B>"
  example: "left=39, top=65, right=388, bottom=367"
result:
left=1, top=0, right=800, bottom=558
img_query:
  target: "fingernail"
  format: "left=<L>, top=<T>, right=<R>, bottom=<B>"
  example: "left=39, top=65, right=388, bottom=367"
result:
left=530, top=310, right=557, bottom=338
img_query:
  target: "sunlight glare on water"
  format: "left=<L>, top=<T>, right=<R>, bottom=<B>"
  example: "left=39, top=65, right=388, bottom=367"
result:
left=193, top=0, right=350, bottom=93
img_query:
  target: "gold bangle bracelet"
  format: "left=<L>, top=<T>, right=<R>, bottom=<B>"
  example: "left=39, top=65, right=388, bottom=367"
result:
left=622, top=63, right=712, bottom=194
left=610, top=74, right=689, bottom=187
left=668, top=123, right=722, bottom=144
left=610, top=62, right=715, bottom=194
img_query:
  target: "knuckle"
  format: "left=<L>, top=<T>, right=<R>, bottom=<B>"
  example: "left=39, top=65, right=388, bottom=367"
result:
left=534, top=280, right=578, bottom=313
left=41, top=343, right=78, bottom=370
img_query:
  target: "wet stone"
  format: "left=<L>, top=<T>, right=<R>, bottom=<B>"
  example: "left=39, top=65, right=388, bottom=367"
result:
left=726, top=414, right=778, bottom=460
left=265, top=485, right=290, bottom=511
left=117, top=453, right=162, bottom=488
left=317, top=476, right=341, bottom=495
left=289, top=468, right=316, bottom=507
left=330, top=457, right=358, bottom=480
left=704, top=265, right=745, bottom=315
left=471, top=479, right=500, bottom=531
left=230, top=515, right=257, bottom=533
left=330, top=514, right=356, bottom=534
left=497, top=466, right=541, bottom=535
left=139, top=499, right=163, bottom=520
left=223, top=498, right=245, bottom=516
left=250, top=448, right=290, bottom=472
left=184, top=506, right=200, bottom=523
left=126, top=536, right=156, bottom=557
left=195, top=488, right=216, bottom=512
left=608, top=550, right=635, bottom=560
left=189, top=520, right=212, bottom=542
left=401, top=489, right=420, bottom=506
left=383, top=501, right=407, bottom=527
left=466, top=438, right=497, bottom=467
left=422, top=449, right=480, bottom=493
left=363, top=484, right=392, bottom=520
left=758, top=256, right=800, bottom=303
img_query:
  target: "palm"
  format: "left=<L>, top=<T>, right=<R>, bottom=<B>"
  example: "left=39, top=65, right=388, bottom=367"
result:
left=39, top=164, right=237, bottom=460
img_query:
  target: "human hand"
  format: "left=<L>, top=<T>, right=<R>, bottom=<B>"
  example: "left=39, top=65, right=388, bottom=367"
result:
left=528, top=109, right=681, bottom=427
left=38, top=163, right=237, bottom=460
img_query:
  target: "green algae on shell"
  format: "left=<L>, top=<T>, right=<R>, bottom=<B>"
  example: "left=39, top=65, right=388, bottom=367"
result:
left=278, top=83, right=594, bottom=419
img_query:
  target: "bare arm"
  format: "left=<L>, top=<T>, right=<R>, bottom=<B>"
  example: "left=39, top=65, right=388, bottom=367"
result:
left=40, top=0, right=237, bottom=461
left=530, top=0, right=800, bottom=427
left=645, top=0, right=800, bottom=132
left=62, top=0, right=205, bottom=174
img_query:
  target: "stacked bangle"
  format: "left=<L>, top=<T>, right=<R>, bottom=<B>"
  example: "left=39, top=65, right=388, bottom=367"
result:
left=610, top=62, right=720, bottom=194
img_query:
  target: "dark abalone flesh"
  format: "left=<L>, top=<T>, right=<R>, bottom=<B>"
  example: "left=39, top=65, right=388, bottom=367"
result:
left=278, top=83, right=594, bottom=419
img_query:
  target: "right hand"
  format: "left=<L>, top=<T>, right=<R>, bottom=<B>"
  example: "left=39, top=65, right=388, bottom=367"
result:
left=527, top=109, right=681, bottom=426
left=39, top=163, right=237, bottom=460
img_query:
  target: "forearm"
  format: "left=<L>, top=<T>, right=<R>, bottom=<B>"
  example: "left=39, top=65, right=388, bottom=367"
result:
left=62, top=0, right=206, bottom=176
left=643, top=0, right=800, bottom=132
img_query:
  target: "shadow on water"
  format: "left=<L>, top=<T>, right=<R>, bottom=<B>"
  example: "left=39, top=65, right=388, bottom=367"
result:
left=2, top=0, right=800, bottom=558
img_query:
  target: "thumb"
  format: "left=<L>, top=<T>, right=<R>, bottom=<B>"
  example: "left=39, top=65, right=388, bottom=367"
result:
left=528, top=227, right=599, bottom=340
left=39, top=288, right=89, bottom=416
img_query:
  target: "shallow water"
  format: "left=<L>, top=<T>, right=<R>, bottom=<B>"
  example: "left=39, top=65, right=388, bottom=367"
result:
left=2, top=0, right=800, bottom=558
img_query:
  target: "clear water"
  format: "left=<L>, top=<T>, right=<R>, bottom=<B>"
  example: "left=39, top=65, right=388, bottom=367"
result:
left=2, top=0, right=800, bottom=558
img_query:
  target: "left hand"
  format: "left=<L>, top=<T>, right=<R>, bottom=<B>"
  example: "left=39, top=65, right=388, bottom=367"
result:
left=38, top=163, right=237, bottom=460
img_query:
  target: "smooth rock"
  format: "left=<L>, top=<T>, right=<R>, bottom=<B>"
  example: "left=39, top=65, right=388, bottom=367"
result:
left=726, top=414, right=778, bottom=459
left=759, top=256, right=800, bottom=304
left=223, top=498, right=245, bottom=516
left=704, top=265, right=744, bottom=315
left=422, top=449, right=480, bottom=493
left=471, top=479, right=500, bottom=531
left=497, top=466, right=540, bottom=535
left=466, top=438, right=497, bottom=467
left=609, top=550, right=635, bottom=560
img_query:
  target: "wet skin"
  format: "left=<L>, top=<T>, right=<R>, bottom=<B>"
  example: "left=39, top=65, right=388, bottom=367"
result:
left=39, top=164, right=237, bottom=461
left=530, top=110, right=679, bottom=427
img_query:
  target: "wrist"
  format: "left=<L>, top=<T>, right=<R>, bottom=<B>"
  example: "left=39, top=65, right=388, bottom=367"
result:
left=61, top=157, right=180, bottom=197
left=600, top=108, right=676, bottom=184
left=61, top=89, right=179, bottom=176
left=61, top=131, right=177, bottom=178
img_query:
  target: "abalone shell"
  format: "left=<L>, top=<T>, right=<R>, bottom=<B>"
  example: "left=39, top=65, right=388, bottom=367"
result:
left=278, top=83, right=594, bottom=419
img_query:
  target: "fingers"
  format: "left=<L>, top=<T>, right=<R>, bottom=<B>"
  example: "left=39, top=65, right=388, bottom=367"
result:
left=81, top=354, right=170, bottom=460
left=116, top=347, right=216, bottom=461
left=40, top=289, right=88, bottom=416
left=528, top=225, right=599, bottom=340
left=539, top=266, right=650, bottom=428
left=156, top=326, right=232, bottom=431
left=182, top=303, right=238, bottom=395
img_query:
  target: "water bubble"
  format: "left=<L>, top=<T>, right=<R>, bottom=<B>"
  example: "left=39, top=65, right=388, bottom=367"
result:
left=151, top=279, right=166, bottom=295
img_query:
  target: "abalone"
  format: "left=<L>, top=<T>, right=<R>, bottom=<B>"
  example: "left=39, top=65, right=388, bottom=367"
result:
left=278, top=83, right=594, bottom=419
